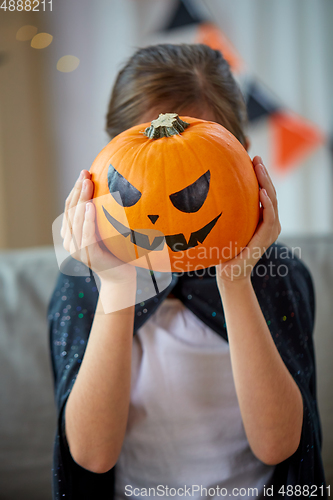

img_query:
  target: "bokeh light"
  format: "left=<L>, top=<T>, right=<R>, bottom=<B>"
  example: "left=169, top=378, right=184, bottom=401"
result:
left=56, top=55, right=80, bottom=73
left=16, top=25, right=38, bottom=41
left=31, top=33, right=53, bottom=49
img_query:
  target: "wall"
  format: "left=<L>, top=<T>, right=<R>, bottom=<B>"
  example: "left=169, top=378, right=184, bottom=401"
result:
left=0, top=0, right=332, bottom=249
left=0, top=9, right=57, bottom=248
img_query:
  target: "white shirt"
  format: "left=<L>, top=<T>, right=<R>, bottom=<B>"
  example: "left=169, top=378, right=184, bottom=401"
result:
left=115, top=298, right=275, bottom=499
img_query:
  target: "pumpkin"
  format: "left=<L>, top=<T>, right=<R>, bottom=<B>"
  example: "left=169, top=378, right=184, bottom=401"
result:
left=90, top=113, right=259, bottom=273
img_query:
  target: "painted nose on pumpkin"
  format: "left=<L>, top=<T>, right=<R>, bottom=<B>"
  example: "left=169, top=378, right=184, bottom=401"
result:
left=148, top=215, right=159, bottom=224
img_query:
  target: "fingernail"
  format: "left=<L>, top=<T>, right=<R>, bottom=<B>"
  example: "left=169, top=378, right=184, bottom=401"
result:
left=86, top=202, right=91, bottom=212
left=82, top=179, right=87, bottom=190
left=262, top=188, right=267, bottom=196
left=79, top=171, right=85, bottom=180
left=258, top=156, right=263, bottom=164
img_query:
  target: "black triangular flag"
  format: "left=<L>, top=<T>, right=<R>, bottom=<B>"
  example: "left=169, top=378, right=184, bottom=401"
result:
left=246, top=82, right=279, bottom=123
left=165, top=0, right=204, bottom=31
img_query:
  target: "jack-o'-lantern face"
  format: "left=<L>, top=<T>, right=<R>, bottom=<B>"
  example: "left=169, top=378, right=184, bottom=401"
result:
left=103, top=165, right=221, bottom=253
left=90, top=114, right=259, bottom=273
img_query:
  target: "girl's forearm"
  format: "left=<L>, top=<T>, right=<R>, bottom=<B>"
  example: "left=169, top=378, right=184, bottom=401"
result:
left=217, top=277, right=303, bottom=465
left=65, top=279, right=136, bottom=474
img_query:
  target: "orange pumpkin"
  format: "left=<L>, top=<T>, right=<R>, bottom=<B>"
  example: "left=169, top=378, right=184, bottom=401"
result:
left=90, top=113, right=259, bottom=273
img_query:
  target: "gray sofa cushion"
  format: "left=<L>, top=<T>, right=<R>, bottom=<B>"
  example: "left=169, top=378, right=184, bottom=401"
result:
left=0, top=247, right=59, bottom=500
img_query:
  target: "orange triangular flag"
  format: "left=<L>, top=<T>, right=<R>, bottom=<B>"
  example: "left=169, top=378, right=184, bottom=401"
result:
left=270, top=111, right=325, bottom=172
left=196, top=23, right=244, bottom=73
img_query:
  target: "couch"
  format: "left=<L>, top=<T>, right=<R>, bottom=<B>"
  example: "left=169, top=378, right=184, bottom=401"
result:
left=0, top=237, right=332, bottom=499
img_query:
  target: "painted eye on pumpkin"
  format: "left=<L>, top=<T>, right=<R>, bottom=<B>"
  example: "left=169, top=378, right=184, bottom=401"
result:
left=108, top=164, right=142, bottom=207
left=169, top=170, right=211, bottom=213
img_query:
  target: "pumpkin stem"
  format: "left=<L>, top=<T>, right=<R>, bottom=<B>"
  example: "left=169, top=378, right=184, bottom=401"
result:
left=144, top=113, right=189, bottom=139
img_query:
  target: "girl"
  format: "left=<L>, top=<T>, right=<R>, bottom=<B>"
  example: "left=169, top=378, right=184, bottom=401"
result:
left=49, top=44, right=325, bottom=499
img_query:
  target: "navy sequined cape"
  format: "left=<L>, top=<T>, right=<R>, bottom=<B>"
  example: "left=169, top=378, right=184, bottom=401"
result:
left=48, top=243, right=326, bottom=499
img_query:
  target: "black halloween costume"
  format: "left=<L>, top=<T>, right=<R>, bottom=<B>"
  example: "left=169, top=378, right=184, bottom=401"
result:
left=48, top=243, right=327, bottom=499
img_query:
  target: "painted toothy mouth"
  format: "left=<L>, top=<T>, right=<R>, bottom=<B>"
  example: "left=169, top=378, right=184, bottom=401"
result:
left=102, top=206, right=222, bottom=252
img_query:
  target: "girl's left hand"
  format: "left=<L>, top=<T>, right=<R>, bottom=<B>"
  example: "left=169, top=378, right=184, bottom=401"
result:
left=216, top=156, right=281, bottom=284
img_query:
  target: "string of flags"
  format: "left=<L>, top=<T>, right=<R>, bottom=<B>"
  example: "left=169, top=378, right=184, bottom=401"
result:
left=157, top=0, right=327, bottom=175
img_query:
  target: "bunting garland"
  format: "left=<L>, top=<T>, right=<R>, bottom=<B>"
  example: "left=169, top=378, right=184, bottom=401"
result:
left=246, top=82, right=280, bottom=123
left=196, top=23, right=244, bottom=74
left=153, top=0, right=327, bottom=174
left=164, top=0, right=203, bottom=31
left=269, top=111, right=325, bottom=173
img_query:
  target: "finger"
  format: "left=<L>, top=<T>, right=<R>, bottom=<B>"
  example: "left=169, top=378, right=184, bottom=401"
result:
left=63, top=182, right=82, bottom=252
left=63, top=171, right=91, bottom=251
left=262, top=188, right=281, bottom=240
left=253, top=156, right=275, bottom=189
left=254, top=163, right=278, bottom=211
left=61, top=187, right=76, bottom=240
left=258, top=188, right=279, bottom=242
left=259, top=163, right=280, bottom=218
left=61, top=170, right=90, bottom=239
left=254, top=157, right=276, bottom=193
left=81, top=202, right=98, bottom=269
left=252, top=155, right=263, bottom=167
left=70, top=179, right=94, bottom=254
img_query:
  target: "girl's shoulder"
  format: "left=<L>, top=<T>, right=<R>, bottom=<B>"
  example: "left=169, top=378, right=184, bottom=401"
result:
left=48, top=257, right=100, bottom=318
left=254, top=241, right=314, bottom=293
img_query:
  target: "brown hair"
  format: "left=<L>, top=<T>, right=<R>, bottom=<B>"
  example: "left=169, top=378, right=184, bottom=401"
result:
left=106, top=43, right=248, bottom=146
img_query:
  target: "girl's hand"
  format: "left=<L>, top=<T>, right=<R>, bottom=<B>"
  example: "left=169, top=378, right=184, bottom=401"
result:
left=61, top=170, right=137, bottom=285
left=216, top=156, right=281, bottom=284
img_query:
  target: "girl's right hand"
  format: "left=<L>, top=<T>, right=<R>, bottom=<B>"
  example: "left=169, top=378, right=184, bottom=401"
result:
left=60, top=170, right=137, bottom=285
